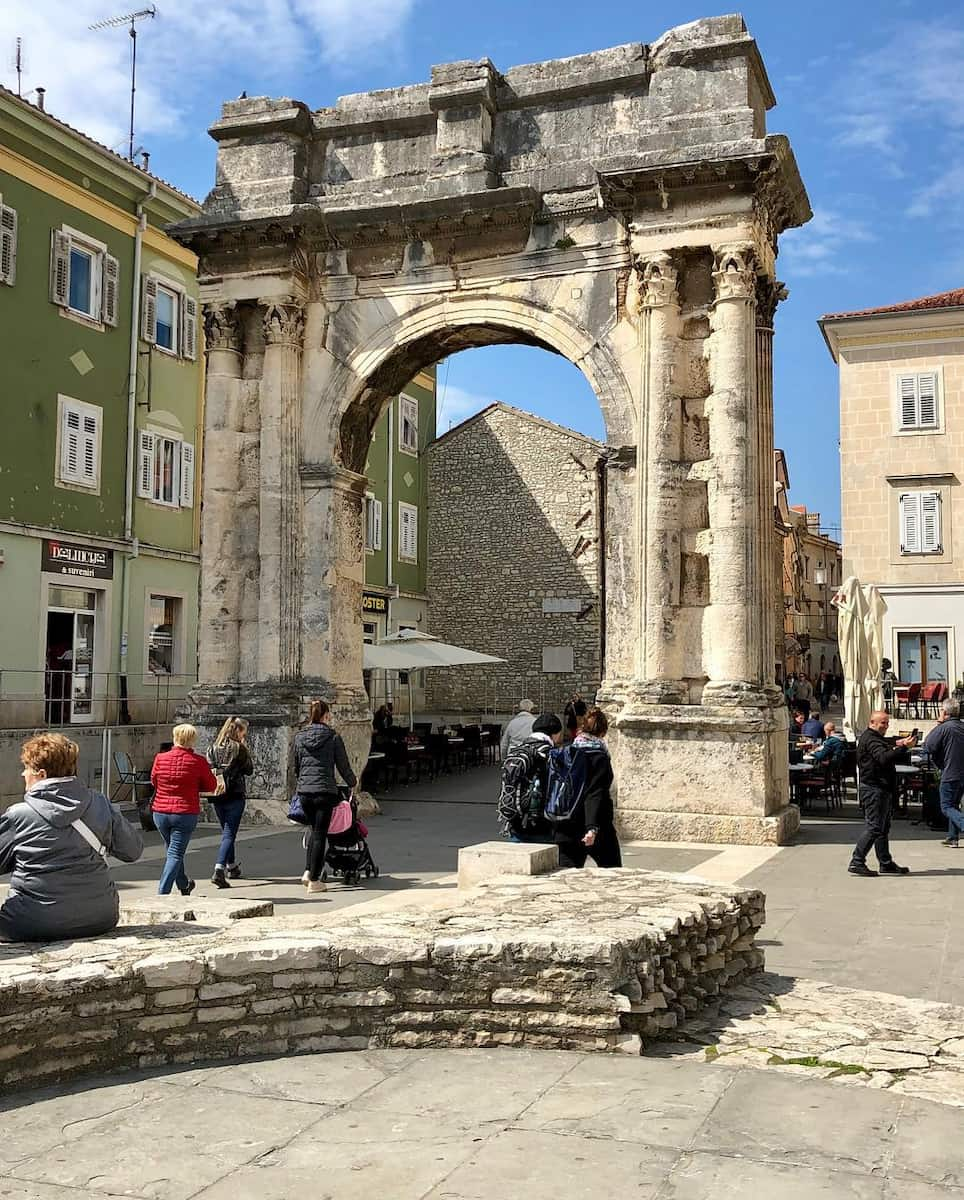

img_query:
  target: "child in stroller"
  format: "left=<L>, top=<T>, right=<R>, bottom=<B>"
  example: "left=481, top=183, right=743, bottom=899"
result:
left=321, top=788, right=379, bottom=886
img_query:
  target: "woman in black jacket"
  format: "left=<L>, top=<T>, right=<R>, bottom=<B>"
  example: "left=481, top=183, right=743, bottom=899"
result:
left=553, top=708, right=622, bottom=869
left=292, top=700, right=357, bottom=893
left=207, top=716, right=254, bottom=889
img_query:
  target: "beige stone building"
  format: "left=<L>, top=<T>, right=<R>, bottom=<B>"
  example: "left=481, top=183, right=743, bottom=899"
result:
left=822, top=288, right=964, bottom=690
left=425, top=403, right=603, bottom=717
left=784, top=505, right=842, bottom=680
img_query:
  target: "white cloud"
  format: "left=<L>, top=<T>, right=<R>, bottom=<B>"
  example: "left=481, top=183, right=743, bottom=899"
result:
left=436, top=383, right=499, bottom=431
left=907, top=162, right=964, bottom=219
left=781, top=208, right=875, bottom=278
left=0, top=0, right=415, bottom=151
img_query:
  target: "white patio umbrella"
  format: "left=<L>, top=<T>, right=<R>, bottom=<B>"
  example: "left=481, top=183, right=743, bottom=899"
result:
left=834, top=576, right=870, bottom=739
left=863, top=585, right=888, bottom=717
left=362, top=629, right=505, bottom=728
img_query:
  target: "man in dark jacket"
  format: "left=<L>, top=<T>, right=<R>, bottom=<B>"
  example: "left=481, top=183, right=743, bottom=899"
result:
left=497, top=713, right=562, bottom=842
left=850, top=711, right=917, bottom=877
left=923, top=699, right=964, bottom=846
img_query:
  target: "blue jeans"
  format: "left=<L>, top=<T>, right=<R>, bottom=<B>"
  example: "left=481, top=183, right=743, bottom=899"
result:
left=154, top=812, right=198, bottom=894
left=939, top=779, right=964, bottom=840
left=213, top=797, right=245, bottom=868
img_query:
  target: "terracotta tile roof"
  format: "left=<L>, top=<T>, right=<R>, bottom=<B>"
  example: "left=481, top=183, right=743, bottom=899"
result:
left=0, top=85, right=201, bottom=209
left=822, top=288, right=964, bottom=321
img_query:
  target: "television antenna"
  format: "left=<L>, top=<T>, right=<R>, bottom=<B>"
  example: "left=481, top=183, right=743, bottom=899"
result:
left=10, top=37, right=25, bottom=97
left=89, top=5, right=156, bottom=163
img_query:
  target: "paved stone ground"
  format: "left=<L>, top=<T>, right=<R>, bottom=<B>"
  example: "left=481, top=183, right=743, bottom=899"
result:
left=2, top=1046, right=962, bottom=1199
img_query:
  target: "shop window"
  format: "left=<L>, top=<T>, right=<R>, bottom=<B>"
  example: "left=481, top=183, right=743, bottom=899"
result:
left=140, top=274, right=198, bottom=360
left=49, top=227, right=118, bottom=326
left=399, top=393, right=419, bottom=455
left=56, top=396, right=101, bottom=491
left=398, top=502, right=418, bottom=562
left=137, top=431, right=195, bottom=508
left=897, top=631, right=948, bottom=686
left=365, top=494, right=383, bottom=551
left=147, top=594, right=181, bottom=676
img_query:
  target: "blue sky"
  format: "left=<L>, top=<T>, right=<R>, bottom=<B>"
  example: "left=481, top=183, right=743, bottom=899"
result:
left=7, top=0, right=964, bottom=534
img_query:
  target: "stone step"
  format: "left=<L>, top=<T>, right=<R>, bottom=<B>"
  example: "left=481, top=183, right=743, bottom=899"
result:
left=117, top=896, right=274, bottom=925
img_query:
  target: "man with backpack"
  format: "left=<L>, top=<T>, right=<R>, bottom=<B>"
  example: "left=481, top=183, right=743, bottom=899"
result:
left=544, top=708, right=621, bottom=869
left=497, top=714, right=563, bottom=843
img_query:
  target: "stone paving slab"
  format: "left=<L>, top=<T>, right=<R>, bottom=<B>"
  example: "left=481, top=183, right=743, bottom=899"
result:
left=2, top=1048, right=964, bottom=1198
left=648, top=971, right=964, bottom=1108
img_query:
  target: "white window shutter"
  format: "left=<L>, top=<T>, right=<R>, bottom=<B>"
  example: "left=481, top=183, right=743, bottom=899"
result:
left=898, top=375, right=917, bottom=429
left=918, top=373, right=938, bottom=428
left=181, top=295, right=198, bottom=360
left=373, top=498, right=383, bottom=550
left=180, top=442, right=195, bottom=508
left=80, top=411, right=99, bottom=487
left=101, top=253, right=120, bottom=327
left=50, top=229, right=71, bottom=307
left=141, top=275, right=157, bottom=344
left=137, top=430, right=156, bottom=498
left=899, top=493, right=920, bottom=554
left=61, top=406, right=81, bottom=481
left=0, top=204, right=17, bottom=286
left=922, top=492, right=941, bottom=552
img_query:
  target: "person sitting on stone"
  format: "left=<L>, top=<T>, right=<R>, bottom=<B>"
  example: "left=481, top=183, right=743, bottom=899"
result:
left=500, top=699, right=536, bottom=758
left=802, top=711, right=825, bottom=740
left=0, top=733, right=143, bottom=943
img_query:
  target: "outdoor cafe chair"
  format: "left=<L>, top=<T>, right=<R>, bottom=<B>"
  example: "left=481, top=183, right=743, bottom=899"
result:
left=111, top=750, right=152, bottom=806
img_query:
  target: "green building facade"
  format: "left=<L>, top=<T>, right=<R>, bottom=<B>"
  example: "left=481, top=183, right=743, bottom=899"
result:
left=0, top=87, right=203, bottom=731
left=361, top=368, right=437, bottom=714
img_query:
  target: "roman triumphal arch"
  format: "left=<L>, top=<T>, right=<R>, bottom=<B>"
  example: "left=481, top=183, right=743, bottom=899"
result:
left=173, top=14, right=811, bottom=843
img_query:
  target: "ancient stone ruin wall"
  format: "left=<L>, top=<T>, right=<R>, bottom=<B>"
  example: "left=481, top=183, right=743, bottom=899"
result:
left=426, top=405, right=603, bottom=715
left=0, top=870, right=764, bottom=1092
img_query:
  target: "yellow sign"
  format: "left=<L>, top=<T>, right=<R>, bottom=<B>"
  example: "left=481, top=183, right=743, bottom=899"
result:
left=362, top=593, right=388, bottom=614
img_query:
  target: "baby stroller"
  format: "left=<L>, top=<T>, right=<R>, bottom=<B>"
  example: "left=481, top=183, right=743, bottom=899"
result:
left=323, top=789, right=380, bottom=886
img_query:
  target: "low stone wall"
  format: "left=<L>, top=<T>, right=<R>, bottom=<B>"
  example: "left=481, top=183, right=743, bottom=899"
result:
left=0, top=869, right=764, bottom=1091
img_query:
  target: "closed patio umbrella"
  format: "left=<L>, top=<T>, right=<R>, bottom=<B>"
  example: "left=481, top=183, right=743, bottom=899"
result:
left=363, top=630, right=505, bottom=728
left=863, top=585, right=888, bottom=717
left=834, top=576, right=870, bottom=740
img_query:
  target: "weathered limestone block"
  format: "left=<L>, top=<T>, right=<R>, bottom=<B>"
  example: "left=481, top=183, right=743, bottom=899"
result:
left=457, top=841, right=560, bottom=889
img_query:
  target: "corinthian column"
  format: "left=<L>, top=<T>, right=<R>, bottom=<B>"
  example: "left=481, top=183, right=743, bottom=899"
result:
left=703, top=244, right=765, bottom=702
left=635, top=252, right=687, bottom=702
left=259, top=299, right=305, bottom=682
left=199, top=301, right=244, bottom=684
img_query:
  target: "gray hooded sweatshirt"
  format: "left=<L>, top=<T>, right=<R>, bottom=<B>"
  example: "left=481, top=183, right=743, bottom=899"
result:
left=0, top=777, right=143, bottom=942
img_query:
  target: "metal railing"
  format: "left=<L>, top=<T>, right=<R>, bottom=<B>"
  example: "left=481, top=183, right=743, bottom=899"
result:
left=0, top=669, right=197, bottom=730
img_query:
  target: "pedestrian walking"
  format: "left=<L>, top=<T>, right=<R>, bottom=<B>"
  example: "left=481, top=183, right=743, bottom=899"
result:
left=0, top=733, right=143, bottom=942
left=497, top=713, right=563, bottom=843
left=206, top=716, right=254, bottom=888
left=849, top=710, right=916, bottom=877
left=150, top=724, right=217, bottom=895
left=292, top=700, right=357, bottom=894
left=548, top=707, right=621, bottom=869
left=500, top=699, right=536, bottom=758
left=922, top=698, right=964, bottom=847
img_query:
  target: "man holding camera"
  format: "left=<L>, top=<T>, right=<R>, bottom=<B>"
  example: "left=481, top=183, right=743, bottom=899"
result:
left=849, top=710, right=917, bottom=877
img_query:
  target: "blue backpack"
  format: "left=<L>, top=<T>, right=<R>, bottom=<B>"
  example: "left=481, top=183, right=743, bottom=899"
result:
left=544, top=744, right=588, bottom=823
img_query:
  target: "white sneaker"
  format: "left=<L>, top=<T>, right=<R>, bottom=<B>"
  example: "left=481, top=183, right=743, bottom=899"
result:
left=301, top=870, right=310, bottom=884
left=306, top=879, right=327, bottom=894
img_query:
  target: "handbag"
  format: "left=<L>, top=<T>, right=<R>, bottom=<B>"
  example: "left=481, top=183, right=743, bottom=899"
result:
left=287, top=792, right=309, bottom=825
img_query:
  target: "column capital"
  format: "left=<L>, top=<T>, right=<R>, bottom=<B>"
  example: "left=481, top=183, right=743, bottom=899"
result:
left=634, top=251, right=679, bottom=308
left=755, top=277, right=789, bottom=329
left=261, top=298, right=305, bottom=347
left=202, top=301, right=243, bottom=353
left=712, top=243, right=758, bottom=303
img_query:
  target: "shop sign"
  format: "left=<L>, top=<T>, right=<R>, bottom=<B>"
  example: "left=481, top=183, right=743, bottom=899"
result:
left=42, top=540, right=114, bottom=580
left=362, top=592, right=388, bottom=614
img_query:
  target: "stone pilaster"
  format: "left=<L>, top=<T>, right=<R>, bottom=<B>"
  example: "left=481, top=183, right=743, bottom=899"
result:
left=702, top=244, right=766, bottom=704
left=259, top=299, right=305, bottom=682
left=199, top=301, right=244, bottom=684
left=635, top=252, right=687, bottom=703
left=756, top=277, right=788, bottom=687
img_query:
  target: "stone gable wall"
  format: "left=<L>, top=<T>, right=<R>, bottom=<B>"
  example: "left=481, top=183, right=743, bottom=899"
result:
left=426, top=408, right=603, bottom=715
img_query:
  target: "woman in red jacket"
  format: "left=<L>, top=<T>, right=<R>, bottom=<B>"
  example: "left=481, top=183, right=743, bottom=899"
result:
left=151, top=723, right=217, bottom=895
